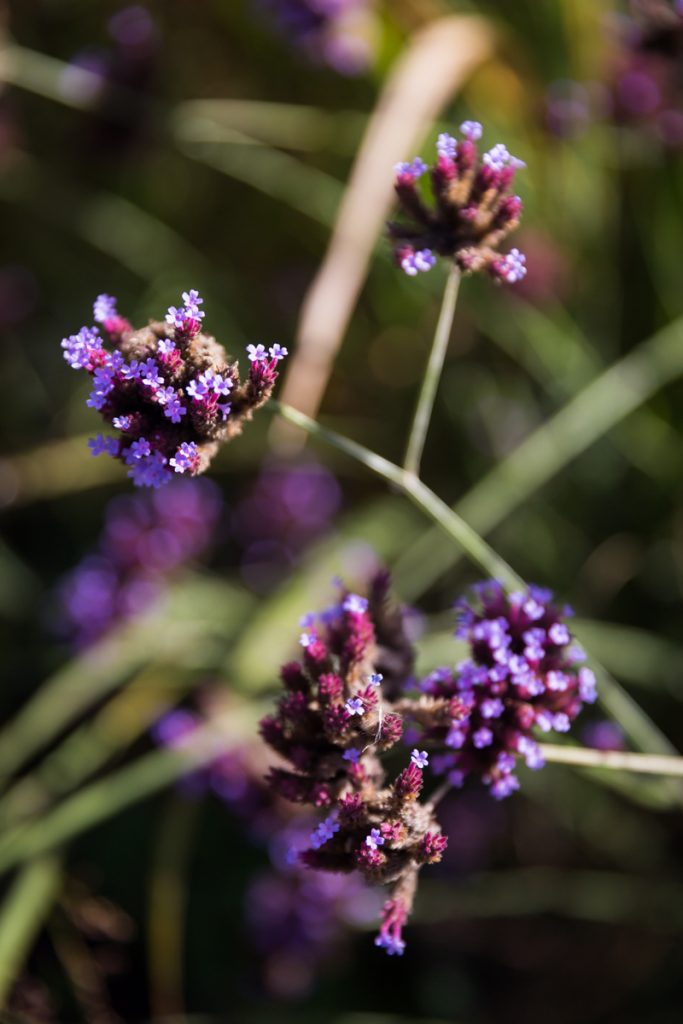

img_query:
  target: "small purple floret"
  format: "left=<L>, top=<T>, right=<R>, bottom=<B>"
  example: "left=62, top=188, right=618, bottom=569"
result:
left=365, top=828, right=385, bottom=850
left=246, top=343, right=267, bottom=363
left=88, top=434, right=118, bottom=457
left=345, top=697, right=365, bottom=716
left=400, top=249, right=436, bottom=276
left=93, top=293, right=118, bottom=323
left=169, top=441, right=199, bottom=475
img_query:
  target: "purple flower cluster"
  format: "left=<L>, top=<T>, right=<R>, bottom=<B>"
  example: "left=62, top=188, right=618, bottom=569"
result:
left=417, top=581, right=597, bottom=799
left=260, top=574, right=458, bottom=956
left=61, top=291, right=287, bottom=487
left=55, top=478, right=222, bottom=647
left=257, top=0, right=375, bottom=75
left=388, top=121, right=527, bottom=283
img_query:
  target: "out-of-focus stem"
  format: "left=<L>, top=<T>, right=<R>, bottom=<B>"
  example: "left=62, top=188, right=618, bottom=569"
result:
left=404, top=266, right=461, bottom=476
left=0, top=856, right=62, bottom=1006
left=426, top=745, right=683, bottom=813
left=148, top=797, right=199, bottom=1020
left=539, top=744, right=683, bottom=776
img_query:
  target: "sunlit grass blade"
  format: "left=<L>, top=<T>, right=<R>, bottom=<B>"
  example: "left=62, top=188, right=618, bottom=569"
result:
left=0, top=704, right=263, bottom=877
left=0, top=663, right=186, bottom=828
left=174, top=99, right=365, bottom=155
left=0, top=577, right=253, bottom=786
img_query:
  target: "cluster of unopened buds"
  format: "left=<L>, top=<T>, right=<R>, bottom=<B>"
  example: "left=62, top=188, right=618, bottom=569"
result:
left=261, top=572, right=597, bottom=956
left=388, top=120, right=527, bottom=284
left=61, top=291, right=287, bottom=488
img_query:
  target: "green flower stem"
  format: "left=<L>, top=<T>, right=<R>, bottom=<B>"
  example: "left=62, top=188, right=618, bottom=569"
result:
left=0, top=856, right=62, bottom=1006
left=427, top=746, right=683, bottom=810
left=538, top=744, right=683, bottom=777
left=404, top=266, right=462, bottom=476
left=0, top=665, right=186, bottom=830
left=272, top=401, right=523, bottom=592
left=0, top=615, right=205, bottom=787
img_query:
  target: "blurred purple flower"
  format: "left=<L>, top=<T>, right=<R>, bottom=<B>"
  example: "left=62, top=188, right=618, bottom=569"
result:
left=544, top=80, right=592, bottom=138
left=581, top=720, right=626, bottom=751
left=255, top=0, right=376, bottom=74
left=609, top=3, right=683, bottom=148
left=233, top=459, right=341, bottom=592
left=54, top=478, right=223, bottom=646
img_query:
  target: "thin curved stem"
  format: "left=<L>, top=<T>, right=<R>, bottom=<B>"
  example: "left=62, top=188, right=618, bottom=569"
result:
left=404, top=266, right=461, bottom=476
left=539, top=744, right=683, bottom=776
left=272, top=401, right=523, bottom=591
left=426, top=745, right=683, bottom=812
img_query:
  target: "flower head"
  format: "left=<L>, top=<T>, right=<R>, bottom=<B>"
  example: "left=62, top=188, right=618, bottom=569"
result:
left=61, top=291, right=286, bottom=487
left=389, top=122, right=527, bottom=283
left=260, top=573, right=445, bottom=957
left=418, top=581, right=596, bottom=798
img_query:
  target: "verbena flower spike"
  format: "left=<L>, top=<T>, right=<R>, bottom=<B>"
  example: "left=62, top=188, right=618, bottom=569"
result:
left=61, top=291, right=288, bottom=488
left=261, top=573, right=598, bottom=954
left=389, top=121, right=527, bottom=283
left=260, top=572, right=468, bottom=957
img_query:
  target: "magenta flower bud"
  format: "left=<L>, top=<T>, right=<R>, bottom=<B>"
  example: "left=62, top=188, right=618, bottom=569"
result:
left=393, top=762, right=424, bottom=803
left=280, top=661, right=309, bottom=692
left=356, top=845, right=386, bottom=872
left=416, top=831, right=448, bottom=864
left=318, top=673, right=344, bottom=704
